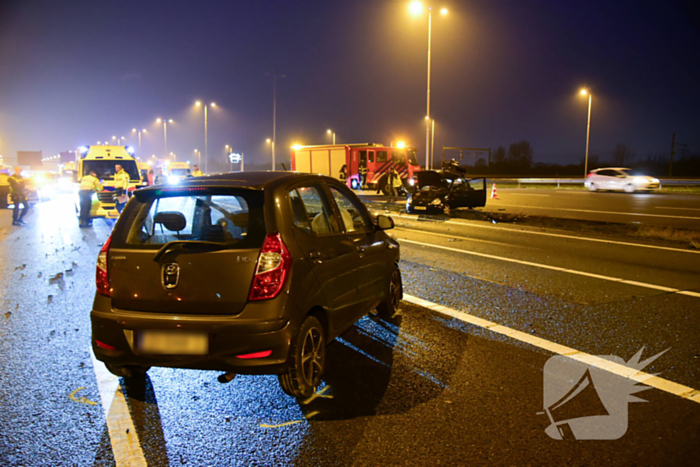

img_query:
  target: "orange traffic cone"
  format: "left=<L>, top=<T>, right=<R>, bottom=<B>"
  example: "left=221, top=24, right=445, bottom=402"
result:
left=490, top=183, right=500, bottom=199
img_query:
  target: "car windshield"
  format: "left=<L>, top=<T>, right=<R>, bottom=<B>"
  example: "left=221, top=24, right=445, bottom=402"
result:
left=406, top=148, right=419, bottom=166
left=83, top=160, right=140, bottom=181
left=112, top=188, right=266, bottom=249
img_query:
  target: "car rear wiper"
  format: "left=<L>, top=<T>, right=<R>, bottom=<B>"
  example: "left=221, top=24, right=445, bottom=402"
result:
left=153, top=241, right=229, bottom=262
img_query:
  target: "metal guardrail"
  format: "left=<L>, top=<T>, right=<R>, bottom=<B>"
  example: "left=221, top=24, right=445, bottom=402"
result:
left=482, top=178, right=700, bottom=187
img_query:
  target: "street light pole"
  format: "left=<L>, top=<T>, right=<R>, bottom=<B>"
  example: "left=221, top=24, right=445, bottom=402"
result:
left=132, top=128, right=146, bottom=154
left=273, top=75, right=277, bottom=170
left=410, top=3, right=447, bottom=169
left=425, top=7, right=432, bottom=170
left=581, top=89, right=592, bottom=176
left=156, top=118, right=173, bottom=160
left=431, top=119, right=435, bottom=169
left=196, top=101, right=216, bottom=174
left=205, top=105, right=208, bottom=173
left=327, top=129, right=336, bottom=145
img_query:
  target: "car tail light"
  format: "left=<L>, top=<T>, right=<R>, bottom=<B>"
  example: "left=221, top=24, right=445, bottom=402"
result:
left=249, top=232, right=291, bottom=301
left=96, top=236, right=112, bottom=297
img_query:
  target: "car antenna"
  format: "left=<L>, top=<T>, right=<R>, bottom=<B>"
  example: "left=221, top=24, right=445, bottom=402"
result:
left=281, top=163, right=288, bottom=171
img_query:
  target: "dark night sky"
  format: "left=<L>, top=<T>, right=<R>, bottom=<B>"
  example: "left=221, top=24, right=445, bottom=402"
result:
left=1, top=0, right=698, bottom=170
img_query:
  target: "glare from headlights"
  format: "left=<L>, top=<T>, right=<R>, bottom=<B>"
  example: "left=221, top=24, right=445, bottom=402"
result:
left=651, top=178, right=660, bottom=183
left=633, top=177, right=647, bottom=184
left=168, top=176, right=181, bottom=184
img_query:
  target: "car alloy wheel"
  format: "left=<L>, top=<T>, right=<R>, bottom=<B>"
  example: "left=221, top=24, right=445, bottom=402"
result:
left=278, top=315, right=326, bottom=398
left=588, top=183, right=598, bottom=192
left=624, top=183, right=635, bottom=193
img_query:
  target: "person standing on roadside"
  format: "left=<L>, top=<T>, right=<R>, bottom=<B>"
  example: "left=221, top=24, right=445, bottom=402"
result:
left=8, top=166, right=29, bottom=226
left=114, top=164, right=130, bottom=213
left=78, top=170, right=103, bottom=228
left=192, top=165, right=204, bottom=177
left=147, top=168, right=155, bottom=186
left=386, top=168, right=402, bottom=204
left=154, top=168, right=166, bottom=185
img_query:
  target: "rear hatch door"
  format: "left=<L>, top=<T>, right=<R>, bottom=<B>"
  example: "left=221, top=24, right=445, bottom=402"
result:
left=108, top=186, right=266, bottom=314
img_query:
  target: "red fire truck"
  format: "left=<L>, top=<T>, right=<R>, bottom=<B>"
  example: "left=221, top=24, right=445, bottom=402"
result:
left=291, top=143, right=421, bottom=194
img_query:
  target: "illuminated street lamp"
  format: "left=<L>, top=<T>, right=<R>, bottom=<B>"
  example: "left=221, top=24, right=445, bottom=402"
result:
left=410, top=1, right=448, bottom=169
left=170, top=151, right=177, bottom=162
left=580, top=89, right=593, bottom=176
left=112, top=135, right=126, bottom=145
left=194, top=149, right=201, bottom=167
left=132, top=128, right=147, bottom=154
left=156, top=118, right=174, bottom=159
left=327, top=129, right=336, bottom=145
left=195, top=101, right=216, bottom=174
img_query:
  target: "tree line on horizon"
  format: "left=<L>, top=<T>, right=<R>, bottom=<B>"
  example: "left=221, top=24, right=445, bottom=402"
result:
left=457, top=141, right=700, bottom=177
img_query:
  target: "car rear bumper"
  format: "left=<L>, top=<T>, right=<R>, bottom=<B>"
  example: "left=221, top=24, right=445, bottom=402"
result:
left=91, top=302, right=296, bottom=374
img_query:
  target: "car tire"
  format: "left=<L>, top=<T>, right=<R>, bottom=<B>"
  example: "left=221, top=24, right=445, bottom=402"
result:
left=278, top=315, right=326, bottom=398
left=588, top=183, right=598, bottom=192
left=624, top=183, right=635, bottom=193
left=376, top=266, right=403, bottom=318
left=105, top=363, right=150, bottom=379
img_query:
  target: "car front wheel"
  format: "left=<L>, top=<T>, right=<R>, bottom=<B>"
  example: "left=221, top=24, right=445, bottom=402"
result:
left=588, top=183, right=598, bottom=192
left=278, top=315, right=326, bottom=398
left=624, top=183, right=635, bottom=193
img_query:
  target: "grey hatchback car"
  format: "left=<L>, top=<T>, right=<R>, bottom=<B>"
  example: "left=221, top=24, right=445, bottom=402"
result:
left=91, top=172, right=402, bottom=398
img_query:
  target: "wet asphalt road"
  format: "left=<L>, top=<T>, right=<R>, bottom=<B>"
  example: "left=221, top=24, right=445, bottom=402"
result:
left=1, top=195, right=699, bottom=466
left=357, top=188, right=700, bottom=228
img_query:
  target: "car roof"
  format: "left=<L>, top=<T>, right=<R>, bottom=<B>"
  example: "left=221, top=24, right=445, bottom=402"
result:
left=137, top=171, right=336, bottom=192
left=592, top=167, right=631, bottom=171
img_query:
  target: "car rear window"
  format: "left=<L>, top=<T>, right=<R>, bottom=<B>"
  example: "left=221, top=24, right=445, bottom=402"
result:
left=111, top=188, right=266, bottom=249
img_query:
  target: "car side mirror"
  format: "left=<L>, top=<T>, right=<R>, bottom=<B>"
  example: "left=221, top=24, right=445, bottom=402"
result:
left=376, top=214, right=394, bottom=230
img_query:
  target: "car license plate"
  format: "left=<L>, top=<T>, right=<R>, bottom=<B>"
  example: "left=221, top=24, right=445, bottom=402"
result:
left=414, top=206, right=427, bottom=210
left=138, top=330, right=208, bottom=355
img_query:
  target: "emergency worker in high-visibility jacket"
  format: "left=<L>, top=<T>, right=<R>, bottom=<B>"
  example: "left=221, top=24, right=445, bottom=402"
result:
left=78, top=170, right=103, bottom=227
left=114, top=164, right=130, bottom=213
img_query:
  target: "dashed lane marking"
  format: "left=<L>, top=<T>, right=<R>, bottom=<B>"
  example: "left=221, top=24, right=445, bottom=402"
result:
left=398, top=237, right=700, bottom=299
left=390, top=213, right=700, bottom=255
left=403, top=294, right=700, bottom=404
left=90, top=348, right=147, bottom=467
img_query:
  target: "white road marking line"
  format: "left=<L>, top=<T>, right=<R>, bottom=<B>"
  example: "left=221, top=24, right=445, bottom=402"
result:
left=390, top=213, right=700, bottom=254
left=403, top=294, right=700, bottom=404
left=485, top=203, right=700, bottom=220
left=398, top=237, right=700, bottom=298
left=394, top=226, right=528, bottom=248
left=655, top=206, right=700, bottom=212
left=90, top=349, right=148, bottom=467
